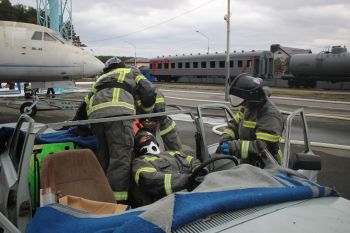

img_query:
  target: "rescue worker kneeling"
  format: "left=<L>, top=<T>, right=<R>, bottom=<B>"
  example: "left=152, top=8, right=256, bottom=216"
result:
left=131, top=129, right=205, bottom=203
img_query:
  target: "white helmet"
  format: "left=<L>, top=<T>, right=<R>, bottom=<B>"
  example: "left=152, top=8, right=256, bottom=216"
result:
left=139, top=141, right=160, bottom=155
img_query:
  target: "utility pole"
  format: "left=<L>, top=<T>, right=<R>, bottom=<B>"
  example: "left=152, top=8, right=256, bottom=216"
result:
left=224, top=0, right=231, bottom=101
left=125, top=41, right=137, bottom=66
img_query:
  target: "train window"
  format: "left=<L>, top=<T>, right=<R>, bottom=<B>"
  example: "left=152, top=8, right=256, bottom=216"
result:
left=210, top=61, right=216, bottom=68
left=238, top=60, right=243, bottom=67
left=178, top=62, right=183, bottom=69
left=201, top=61, right=207, bottom=68
left=230, top=60, right=234, bottom=67
left=247, top=60, right=252, bottom=67
left=164, top=63, right=169, bottom=69
left=185, top=62, right=190, bottom=68
left=31, top=31, right=43, bottom=40
left=158, top=63, right=162, bottom=69
left=219, top=61, right=225, bottom=68
left=193, top=62, right=198, bottom=68
left=44, top=32, right=56, bottom=41
left=171, top=63, right=175, bottom=69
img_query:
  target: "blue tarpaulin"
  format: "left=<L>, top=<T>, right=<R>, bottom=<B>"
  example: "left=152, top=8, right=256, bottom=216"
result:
left=35, top=128, right=97, bottom=151
left=0, top=126, right=97, bottom=151
left=26, top=165, right=337, bottom=233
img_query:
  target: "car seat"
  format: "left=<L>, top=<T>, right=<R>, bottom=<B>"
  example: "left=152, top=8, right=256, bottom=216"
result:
left=40, top=149, right=115, bottom=203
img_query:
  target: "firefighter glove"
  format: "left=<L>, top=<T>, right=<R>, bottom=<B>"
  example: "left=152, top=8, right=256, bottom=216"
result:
left=217, top=141, right=233, bottom=155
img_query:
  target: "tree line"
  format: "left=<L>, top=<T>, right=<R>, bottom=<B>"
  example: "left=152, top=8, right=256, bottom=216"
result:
left=0, top=0, right=84, bottom=46
left=0, top=0, right=36, bottom=24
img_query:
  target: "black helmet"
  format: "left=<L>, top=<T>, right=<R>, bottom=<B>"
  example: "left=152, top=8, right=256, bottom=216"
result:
left=229, top=73, right=269, bottom=107
left=134, top=129, right=160, bottom=156
left=103, top=56, right=125, bottom=73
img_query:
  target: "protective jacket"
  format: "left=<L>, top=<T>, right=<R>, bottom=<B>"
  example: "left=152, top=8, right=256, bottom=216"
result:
left=132, top=151, right=201, bottom=199
left=221, top=99, right=283, bottom=164
left=84, top=67, right=156, bottom=202
left=85, top=67, right=156, bottom=118
left=135, top=89, right=182, bottom=151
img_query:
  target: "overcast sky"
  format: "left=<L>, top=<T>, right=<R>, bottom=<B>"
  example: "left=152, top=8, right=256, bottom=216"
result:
left=10, top=0, right=350, bottom=58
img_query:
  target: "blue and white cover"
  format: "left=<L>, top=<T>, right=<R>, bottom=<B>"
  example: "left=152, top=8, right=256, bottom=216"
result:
left=26, top=164, right=337, bottom=233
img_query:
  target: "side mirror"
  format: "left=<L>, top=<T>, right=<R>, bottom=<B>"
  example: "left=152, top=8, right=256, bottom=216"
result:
left=291, top=152, right=321, bottom=171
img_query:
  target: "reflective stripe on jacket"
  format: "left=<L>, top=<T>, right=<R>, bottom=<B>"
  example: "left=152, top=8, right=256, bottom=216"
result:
left=221, top=100, right=283, bottom=163
left=86, top=68, right=156, bottom=119
left=113, top=191, right=128, bottom=201
left=135, top=88, right=166, bottom=114
left=132, top=151, right=201, bottom=199
left=160, top=120, right=176, bottom=136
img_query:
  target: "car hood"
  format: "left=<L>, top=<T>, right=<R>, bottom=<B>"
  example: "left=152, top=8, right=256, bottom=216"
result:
left=176, top=196, right=350, bottom=233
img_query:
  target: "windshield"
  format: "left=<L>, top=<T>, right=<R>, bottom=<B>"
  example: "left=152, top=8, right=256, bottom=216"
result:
left=51, top=32, right=68, bottom=44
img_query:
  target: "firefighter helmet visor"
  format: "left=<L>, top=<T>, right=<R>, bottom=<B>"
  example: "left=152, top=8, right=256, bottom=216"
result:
left=229, top=95, right=245, bottom=107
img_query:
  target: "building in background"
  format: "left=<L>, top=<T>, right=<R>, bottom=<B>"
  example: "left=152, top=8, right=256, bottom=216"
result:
left=124, top=57, right=150, bottom=68
left=270, top=44, right=312, bottom=75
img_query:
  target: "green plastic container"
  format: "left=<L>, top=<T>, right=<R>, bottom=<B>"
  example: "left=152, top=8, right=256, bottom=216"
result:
left=29, top=142, right=79, bottom=210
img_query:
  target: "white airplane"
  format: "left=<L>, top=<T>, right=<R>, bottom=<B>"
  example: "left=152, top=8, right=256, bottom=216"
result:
left=0, top=21, right=104, bottom=116
left=0, top=21, right=104, bottom=88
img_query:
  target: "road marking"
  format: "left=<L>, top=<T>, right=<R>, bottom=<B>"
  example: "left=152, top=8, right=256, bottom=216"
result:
left=76, top=82, right=94, bottom=85
left=166, top=96, right=229, bottom=104
left=165, top=96, right=350, bottom=121
left=272, top=96, right=350, bottom=105
left=160, top=89, right=350, bottom=105
left=161, top=89, right=222, bottom=95
left=78, top=85, right=350, bottom=105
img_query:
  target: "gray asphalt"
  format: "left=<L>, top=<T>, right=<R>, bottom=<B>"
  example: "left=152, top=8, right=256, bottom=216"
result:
left=160, top=88, right=350, bottom=118
left=161, top=89, right=350, bottom=146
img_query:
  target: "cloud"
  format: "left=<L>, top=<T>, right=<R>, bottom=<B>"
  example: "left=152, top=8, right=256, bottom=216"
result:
left=10, top=0, right=350, bottom=57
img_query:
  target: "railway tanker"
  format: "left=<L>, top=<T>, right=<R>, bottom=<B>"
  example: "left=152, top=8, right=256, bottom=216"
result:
left=149, top=51, right=274, bottom=82
left=283, top=46, right=350, bottom=88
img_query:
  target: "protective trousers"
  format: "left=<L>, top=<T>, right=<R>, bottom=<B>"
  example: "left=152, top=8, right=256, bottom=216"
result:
left=91, top=120, right=134, bottom=202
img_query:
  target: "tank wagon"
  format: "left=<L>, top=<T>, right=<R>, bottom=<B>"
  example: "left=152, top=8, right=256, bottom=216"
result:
left=149, top=51, right=274, bottom=82
left=283, top=46, right=350, bottom=88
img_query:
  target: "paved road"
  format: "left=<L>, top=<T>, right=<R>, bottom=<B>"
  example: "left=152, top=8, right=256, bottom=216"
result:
left=160, top=89, right=350, bottom=146
left=160, top=88, right=350, bottom=118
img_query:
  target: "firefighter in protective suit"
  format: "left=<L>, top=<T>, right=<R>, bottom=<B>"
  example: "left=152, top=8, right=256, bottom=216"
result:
left=217, top=73, right=283, bottom=166
left=131, top=130, right=202, bottom=203
left=85, top=57, right=156, bottom=203
left=135, top=88, right=182, bottom=151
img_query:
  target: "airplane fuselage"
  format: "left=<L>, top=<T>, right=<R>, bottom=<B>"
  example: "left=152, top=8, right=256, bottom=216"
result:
left=0, top=21, right=104, bottom=82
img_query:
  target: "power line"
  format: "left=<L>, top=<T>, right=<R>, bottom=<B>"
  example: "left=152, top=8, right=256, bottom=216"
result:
left=87, top=0, right=217, bottom=43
